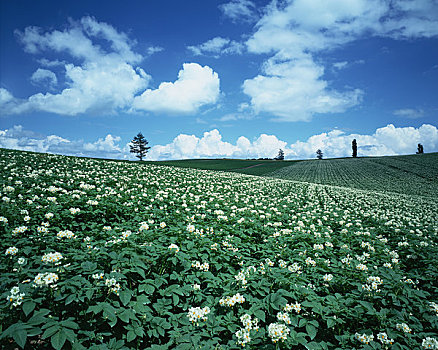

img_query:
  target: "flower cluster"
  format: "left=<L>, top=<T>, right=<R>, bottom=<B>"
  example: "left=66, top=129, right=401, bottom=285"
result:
left=430, top=302, right=438, bottom=316
left=362, top=276, right=383, bottom=293
left=6, top=286, right=25, bottom=307
left=422, top=337, right=438, bottom=349
left=187, top=306, right=210, bottom=325
left=235, top=314, right=259, bottom=347
left=92, top=273, right=104, bottom=280
left=355, top=333, right=374, bottom=344
left=33, top=272, right=59, bottom=288
left=12, top=226, right=27, bottom=235
left=323, top=273, right=333, bottom=282
left=396, top=323, right=412, bottom=333
left=192, top=261, right=209, bottom=271
left=139, top=222, right=149, bottom=231
left=219, top=293, right=245, bottom=307
left=69, top=208, right=80, bottom=215
left=276, top=312, right=291, bottom=324
left=168, top=244, right=179, bottom=253
left=356, top=263, right=368, bottom=271
left=57, top=230, right=76, bottom=239
left=268, top=323, right=290, bottom=343
left=377, top=332, right=394, bottom=345
left=284, top=302, right=301, bottom=314
left=105, top=278, right=121, bottom=295
left=5, top=246, right=18, bottom=256
left=41, top=252, right=63, bottom=265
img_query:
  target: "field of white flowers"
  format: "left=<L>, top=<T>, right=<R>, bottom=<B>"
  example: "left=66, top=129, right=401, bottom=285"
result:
left=1, top=148, right=437, bottom=349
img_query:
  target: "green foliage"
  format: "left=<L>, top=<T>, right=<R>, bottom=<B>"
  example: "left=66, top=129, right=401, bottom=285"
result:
left=268, top=152, right=438, bottom=197
left=0, top=148, right=437, bottom=349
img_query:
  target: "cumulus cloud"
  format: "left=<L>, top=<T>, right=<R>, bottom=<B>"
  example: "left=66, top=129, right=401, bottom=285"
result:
left=1, top=124, right=437, bottom=161
left=393, top=108, right=425, bottom=119
left=188, top=37, right=244, bottom=57
left=8, top=16, right=150, bottom=116
left=132, top=63, right=220, bottom=114
left=30, top=68, right=58, bottom=88
left=5, top=17, right=220, bottom=116
left=288, top=124, right=438, bottom=159
left=147, top=124, right=438, bottom=160
left=0, top=125, right=128, bottom=159
left=243, top=0, right=438, bottom=121
left=243, top=55, right=363, bottom=121
left=219, top=0, right=258, bottom=22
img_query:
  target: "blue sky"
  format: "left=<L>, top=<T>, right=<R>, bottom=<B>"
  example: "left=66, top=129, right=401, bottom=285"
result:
left=1, top=0, right=437, bottom=160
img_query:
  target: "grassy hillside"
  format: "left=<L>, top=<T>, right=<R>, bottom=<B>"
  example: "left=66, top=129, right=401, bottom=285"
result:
left=266, top=153, right=438, bottom=197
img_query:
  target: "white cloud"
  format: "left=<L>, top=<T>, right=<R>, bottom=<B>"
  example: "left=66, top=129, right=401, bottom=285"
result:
left=0, top=125, right=128, bottom=159
left=5, top=17, right=222, bottom=117
left=188, top=37, right=244, bottom=57
left=146, top=46, right=164, bottom=56
left=30, top=68, right=58, bottom=88
left=219, top=0, right=257, bottom=22
left=132, top=63, right=220, bottom=114
left=288, top=124, right=438, bottom=159
left=146, top=129, right=287, bottom=160
left=147, top=124, right=438, bottom=160
left=2, top=124, right=437, bottom=161
left=243, top=0, right=438, bottom=121
left=333, top=61, right=348, bottom=70
left=393, top=108, right=425, bottom=119
left=0, top=88, right=14, bottom=105
left=9, top=17, right=150, bottom=116
left=243, top=55, right=363, bottom=121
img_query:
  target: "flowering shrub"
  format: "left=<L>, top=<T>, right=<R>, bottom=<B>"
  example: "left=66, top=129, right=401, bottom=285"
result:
left=0, top=148, right=437, bottom=349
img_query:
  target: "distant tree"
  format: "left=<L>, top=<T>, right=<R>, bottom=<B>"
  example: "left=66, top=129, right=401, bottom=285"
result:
left=352, top=139, right=357, bottom=158
left=275, top=149, right=285, bottom=160
left=130, top=132, right=150, bottom=161
left=316, top=149, right=323, bottom=160
left=416, top=143, right=424, bottom=154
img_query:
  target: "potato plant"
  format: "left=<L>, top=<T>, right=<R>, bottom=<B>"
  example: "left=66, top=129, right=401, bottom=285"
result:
left=1, top=148, right=437, bottom=349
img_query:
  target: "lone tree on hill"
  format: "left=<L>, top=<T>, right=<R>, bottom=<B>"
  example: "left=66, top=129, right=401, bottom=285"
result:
left=416, top=143, right=424, bottom=154
left=130, top=132, right=150, bottom=161
left=352, top=139, right=357, bottom=158
left=316, top=149, right=323, bottom=160
left=275, top=149, right=285, bottom=160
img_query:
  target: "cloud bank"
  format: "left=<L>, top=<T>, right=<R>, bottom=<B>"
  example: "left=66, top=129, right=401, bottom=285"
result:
left=1, top=124, right=436, bottom=161
left=0, top=17, right=220, bottom=116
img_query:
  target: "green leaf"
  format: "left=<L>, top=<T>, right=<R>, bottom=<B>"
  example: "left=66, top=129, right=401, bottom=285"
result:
left=81, top=261, right=97, bottom=272
left=22, top=301, right=36, bottom=316
left=119, top=290, right=132, bottom=306
left=306, top=324, right=317, bottom=340
left=326, top=318, right=336, bottom=328
left=51, top=330, right=67, bottom=350
left=42, top=325, right=60, bottom=339
left=254, top=309, right=266, bottom=322
left=118, top=309, right=131, bottom=323
left=127, top=330, right=136, bottom=342
left=12, top=328, right=27, bottom=349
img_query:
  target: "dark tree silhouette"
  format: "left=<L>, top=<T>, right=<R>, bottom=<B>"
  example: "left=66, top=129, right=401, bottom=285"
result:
left=352, top=139, right=357, bottom=158
left=275, top=149, right=285, bottom=160
left=416, top=143, right=424, bottom=154
left=316, top=149, right=323, bottom=160
left=130, top=132, right=151, bottom=161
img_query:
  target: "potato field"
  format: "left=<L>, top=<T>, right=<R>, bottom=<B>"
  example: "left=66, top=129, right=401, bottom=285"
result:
left=1, top=148, right=437, bottom=349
